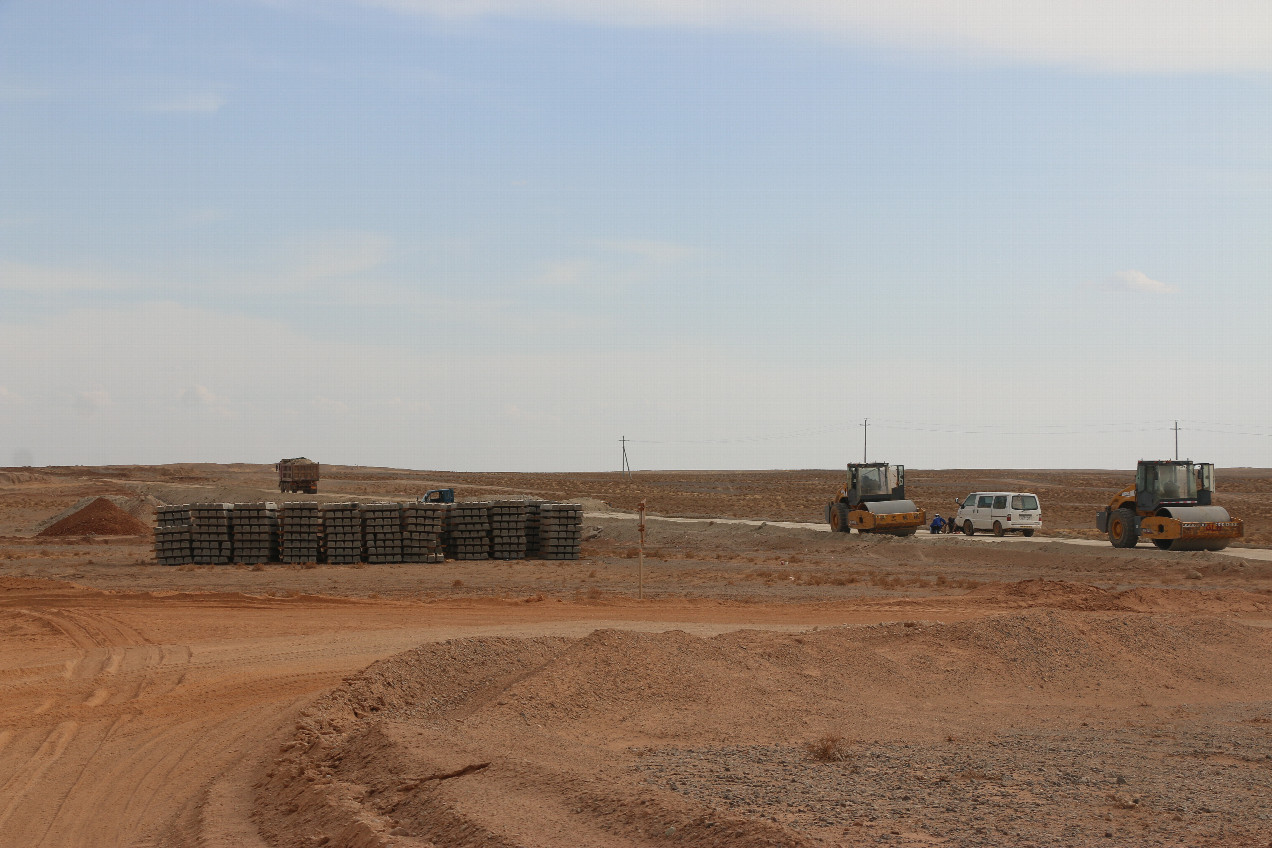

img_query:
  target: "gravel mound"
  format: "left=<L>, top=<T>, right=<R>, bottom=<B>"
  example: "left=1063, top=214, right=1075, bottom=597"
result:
left=36, top=497, right=150, bottom=537
left=257, top=613, right=1272, bottom=847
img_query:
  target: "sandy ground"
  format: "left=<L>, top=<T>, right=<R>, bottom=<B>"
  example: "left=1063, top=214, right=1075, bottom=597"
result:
left=1, top=464, right=1271, bottom=847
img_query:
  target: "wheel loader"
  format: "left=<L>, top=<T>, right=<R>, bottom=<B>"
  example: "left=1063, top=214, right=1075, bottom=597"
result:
left=1096, top=460, right=1243, bottom=551
left=825, top=463, right=925, bottom=536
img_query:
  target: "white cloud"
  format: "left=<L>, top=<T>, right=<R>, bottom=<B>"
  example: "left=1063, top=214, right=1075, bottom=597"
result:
left=387, top=397, right=434, bottom=414
left=530, top=240, right=692, bottom=290
left=287, top=231, right=393, bottom=283
left=1, top=230, right=392, bottom=300
left=356, top=0, right=1272, bottom=72
left=144, top=93, right=226, bottom=114
left=605, top=240, right=692, bottom=265
left=312, top=397, right=350, bottom=414
left=0, top=261, right=137, bottom=293
left=74, top=389, right=111, bottom=417
left=180, top=384, right=232, bottom=416
left=533, top=260, right=592, bottom=287
left=1102, top=269, right=1178, bottom=294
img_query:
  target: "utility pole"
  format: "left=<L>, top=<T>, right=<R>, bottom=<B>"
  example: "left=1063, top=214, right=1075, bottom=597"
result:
left=620, top=435, right=631, bottom=477
left=861, top=418, right=869, bottom=463
left=1173, top=420, right=1180, bottom=461
left=637, top=499, right=646, bottom=600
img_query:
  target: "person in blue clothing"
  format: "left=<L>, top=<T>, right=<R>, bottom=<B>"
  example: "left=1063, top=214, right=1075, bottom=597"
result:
left=930, top=513, right=946, bottom=534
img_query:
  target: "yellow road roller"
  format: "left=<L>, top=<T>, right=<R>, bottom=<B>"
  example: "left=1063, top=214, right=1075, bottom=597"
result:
left=826, top=462, right=925, bottom=536
left=1096, top=460, right=1243, bottom=551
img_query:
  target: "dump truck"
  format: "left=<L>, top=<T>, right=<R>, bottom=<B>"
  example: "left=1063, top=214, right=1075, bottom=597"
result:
left=825, top=462, right=925, bottom=536
left=276, top=457, right=320, bottom=494
left=1096, top=460, right=1243, bottom=551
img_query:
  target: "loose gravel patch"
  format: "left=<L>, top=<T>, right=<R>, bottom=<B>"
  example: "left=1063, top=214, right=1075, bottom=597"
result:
left=637, top=711, right=1272, bottom=847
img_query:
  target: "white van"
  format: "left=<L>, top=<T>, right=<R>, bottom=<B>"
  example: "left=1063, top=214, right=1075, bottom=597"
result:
left=953, top=492, right=1042, bottom=537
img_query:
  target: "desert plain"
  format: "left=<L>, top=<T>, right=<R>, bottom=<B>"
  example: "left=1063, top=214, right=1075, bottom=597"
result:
left=1, top=463, right=1271, bottom=847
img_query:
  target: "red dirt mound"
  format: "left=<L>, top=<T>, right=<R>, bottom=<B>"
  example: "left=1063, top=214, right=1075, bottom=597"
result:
left=37, top=497, right=150, bottom=537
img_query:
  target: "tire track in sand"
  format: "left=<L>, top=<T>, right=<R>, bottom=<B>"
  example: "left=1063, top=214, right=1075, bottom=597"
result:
left=0, top=720, right=79, bottom=833
left=0, top=606, right=190, bottom=846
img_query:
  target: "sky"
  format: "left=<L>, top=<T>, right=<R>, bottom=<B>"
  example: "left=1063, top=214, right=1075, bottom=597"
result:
left=1, top=0, right=1270, bottom=471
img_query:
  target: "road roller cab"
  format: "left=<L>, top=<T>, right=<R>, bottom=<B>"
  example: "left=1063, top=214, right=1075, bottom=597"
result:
left=1096, top=460, right=1243, bottom=551
left=825, top=462, right=926, bottom=536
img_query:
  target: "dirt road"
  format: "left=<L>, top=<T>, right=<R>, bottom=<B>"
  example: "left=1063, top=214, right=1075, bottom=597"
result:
left=589, top=510, right=1272, bottom=562
left=2, top=581, right=1009, bottom=847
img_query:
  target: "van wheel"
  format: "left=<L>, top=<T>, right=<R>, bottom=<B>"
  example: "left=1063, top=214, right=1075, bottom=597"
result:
left=1022, top=529, right=1035, bottom=537
left=963, top=520, right=974, bottom=536
left=993, top=521, right=1005, bottom=537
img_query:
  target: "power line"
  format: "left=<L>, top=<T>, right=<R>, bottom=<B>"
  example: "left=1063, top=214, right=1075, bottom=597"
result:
left=623, top=419, right=1270, bottom=447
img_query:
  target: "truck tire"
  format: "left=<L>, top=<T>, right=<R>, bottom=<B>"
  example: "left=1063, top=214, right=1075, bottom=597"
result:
left=1108, top=509, right=1139, bottom=548
left=963, top=520, right=974, bottom=536
left=993, top=521, right=1005, bottom=537
left=1022, top=528, right=1035, bottom=537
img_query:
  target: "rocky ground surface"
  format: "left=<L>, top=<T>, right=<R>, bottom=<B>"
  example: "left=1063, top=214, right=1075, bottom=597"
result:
left=638, top=717, right=1272, bottom=847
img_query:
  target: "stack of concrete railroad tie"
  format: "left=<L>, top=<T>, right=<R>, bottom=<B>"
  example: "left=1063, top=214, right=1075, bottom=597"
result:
left=537, top=502, right=583, bottom=560
left=403, top=503, right=446, bottom=563
left=361, top=503, right=404, bottom=564
left=321, top=503, right=362, bottom=564
left=232, top=503, right=278, bottom=564
left=280, top=502, right=321, bottom=563
left=445, top=502, right=491, bottom=560
left=190, top=503, right=233, bottom=564
left=489, top=501, right=528, bottom=560
left=523, top=501, right=544, bottom=558
left=153, top=504, right=192, bottom=566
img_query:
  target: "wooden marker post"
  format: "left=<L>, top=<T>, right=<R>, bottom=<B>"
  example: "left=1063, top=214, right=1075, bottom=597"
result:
left=637, top=499, right=646, bottom=600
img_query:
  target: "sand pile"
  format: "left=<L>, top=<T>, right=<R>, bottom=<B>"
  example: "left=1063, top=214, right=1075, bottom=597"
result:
left=37, top=497, right=150, bottom=537
left=257, top=613, right=1272, bottom=848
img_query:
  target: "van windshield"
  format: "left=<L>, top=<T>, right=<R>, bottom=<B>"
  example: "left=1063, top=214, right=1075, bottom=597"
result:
left=1011, top=495, right=1039, bottom=511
